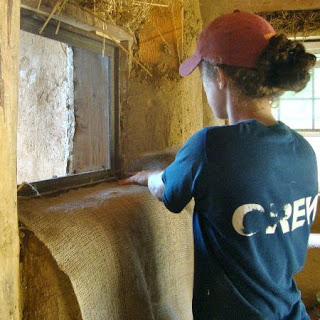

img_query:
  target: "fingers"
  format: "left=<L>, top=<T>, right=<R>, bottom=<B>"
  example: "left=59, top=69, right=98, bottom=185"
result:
left=118, top=172, right=139, bottom=185
left=118, top=171, right=149, bottom=186
left=126, top=172, right=139, bottom=176
left=118, top=177, right=135, bottom=185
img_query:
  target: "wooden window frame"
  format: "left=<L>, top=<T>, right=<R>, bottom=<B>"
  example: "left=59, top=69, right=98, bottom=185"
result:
left=18, top=8, right=120, bottom=197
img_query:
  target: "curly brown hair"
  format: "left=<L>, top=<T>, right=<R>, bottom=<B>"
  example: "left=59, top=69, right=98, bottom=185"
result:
left=202, top=34, right=316, bottom=99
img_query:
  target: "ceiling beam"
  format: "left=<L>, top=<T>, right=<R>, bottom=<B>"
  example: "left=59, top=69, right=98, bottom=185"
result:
left=200, top=0, right=320, bottom=26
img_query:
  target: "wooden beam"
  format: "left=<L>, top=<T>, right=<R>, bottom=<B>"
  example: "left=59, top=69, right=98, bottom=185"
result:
left=200, top=0, right=320, bottom=26
left=217, top=0, right=320, bottom=14
left=21, top=0, right=133, bottom=42
left=0, top=1, right=20, bottom=320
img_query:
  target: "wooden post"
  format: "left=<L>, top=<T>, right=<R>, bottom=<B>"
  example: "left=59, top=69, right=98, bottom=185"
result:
left=0, top=1, right=20, bottom=320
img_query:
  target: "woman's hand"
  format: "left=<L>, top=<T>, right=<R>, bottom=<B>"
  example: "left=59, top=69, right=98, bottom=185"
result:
left=118, top=171, right=152, bottom=186
left=119, top=170, right=165, bottom=201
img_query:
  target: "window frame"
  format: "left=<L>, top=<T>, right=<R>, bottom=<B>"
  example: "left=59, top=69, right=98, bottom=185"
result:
left=18, top=8, right=120, bottom=197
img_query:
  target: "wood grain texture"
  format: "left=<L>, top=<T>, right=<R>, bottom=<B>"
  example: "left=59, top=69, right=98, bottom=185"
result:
left=71, top=48, right=111, bottom=173
left=0, top=1, right=20, bottom=319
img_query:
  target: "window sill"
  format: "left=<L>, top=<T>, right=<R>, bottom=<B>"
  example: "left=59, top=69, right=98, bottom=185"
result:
left=17, top=169, right=120, bottom=198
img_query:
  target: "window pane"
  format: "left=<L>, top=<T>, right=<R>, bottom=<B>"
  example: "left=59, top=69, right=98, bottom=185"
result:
left=315, top=99, right=320, bottom=129
left=278, top=100, right=313, bottom=129
left=315, top=67, right=320, bottom=98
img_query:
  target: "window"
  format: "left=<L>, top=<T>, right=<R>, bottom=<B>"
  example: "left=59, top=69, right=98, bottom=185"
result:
left=18, top=8, right=120, bottom=196
left=271, top=44, right=320, bottom=188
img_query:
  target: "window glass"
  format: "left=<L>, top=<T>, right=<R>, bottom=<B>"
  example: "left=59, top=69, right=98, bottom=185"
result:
left=315, top=99, right=320, bottom=129
left=315, top=67, right=320, bottom=98
left=275, top=100, right=313, bottom=129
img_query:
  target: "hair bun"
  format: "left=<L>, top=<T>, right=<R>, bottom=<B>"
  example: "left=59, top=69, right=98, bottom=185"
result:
left=257, top=34, right=316, bottom=92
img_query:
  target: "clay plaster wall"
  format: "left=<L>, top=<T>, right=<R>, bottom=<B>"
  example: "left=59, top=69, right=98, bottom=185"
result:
left=18, top=31, right=74, bottom=184
left=122, top=0, right=214, bottom=168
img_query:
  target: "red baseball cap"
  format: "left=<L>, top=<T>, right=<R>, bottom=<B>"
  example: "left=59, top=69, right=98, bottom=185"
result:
left=179, top=11, right=275, bottom=77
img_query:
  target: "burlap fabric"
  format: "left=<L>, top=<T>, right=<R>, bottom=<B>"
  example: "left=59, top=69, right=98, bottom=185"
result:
left=18, top=183, right=194, bottom=320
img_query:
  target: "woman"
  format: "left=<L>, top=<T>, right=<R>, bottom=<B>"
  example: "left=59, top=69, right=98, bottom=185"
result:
left=121, top=11, right=318, bottom=320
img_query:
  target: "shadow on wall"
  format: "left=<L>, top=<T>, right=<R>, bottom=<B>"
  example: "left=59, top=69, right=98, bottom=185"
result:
left=20, top=230, right=82, bottom=320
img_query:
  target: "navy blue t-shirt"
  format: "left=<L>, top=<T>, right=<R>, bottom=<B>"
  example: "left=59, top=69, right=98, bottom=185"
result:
left=162, top=120, right=318, bottom=320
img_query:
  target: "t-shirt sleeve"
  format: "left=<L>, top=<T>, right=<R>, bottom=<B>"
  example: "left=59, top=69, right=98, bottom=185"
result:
left=162, top=128, right=207, bottom=213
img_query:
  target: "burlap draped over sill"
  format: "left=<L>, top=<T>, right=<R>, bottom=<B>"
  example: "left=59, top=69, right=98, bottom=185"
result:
left=19, top=183, right=194, bottom=320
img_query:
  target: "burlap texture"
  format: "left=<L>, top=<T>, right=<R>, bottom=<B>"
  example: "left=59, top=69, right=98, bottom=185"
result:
left=18, top=183, right=194, bottom=320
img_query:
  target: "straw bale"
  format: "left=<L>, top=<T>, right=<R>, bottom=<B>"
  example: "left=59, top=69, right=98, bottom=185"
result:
left=69, top=0, right=174, bottom=35
left=259, top=10, right=320, bottom=38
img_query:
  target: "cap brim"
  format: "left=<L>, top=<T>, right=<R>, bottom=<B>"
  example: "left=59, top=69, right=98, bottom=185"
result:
left=179, top=55, right=202, bottom=77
